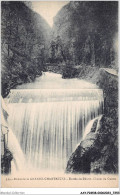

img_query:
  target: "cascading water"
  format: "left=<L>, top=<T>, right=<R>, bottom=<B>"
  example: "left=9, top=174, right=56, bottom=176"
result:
left=7, top=72, right=104, bottom=172
left=8, top=129, right=26, bottom=173
left=82, top=115, right=102, bottom=140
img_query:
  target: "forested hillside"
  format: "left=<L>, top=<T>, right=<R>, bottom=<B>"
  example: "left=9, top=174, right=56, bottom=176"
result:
left=1, top=1, right=51, bottom=97
left=1, top=1, right=118, bottom=95
left=51, top=1, right=118, bottom=76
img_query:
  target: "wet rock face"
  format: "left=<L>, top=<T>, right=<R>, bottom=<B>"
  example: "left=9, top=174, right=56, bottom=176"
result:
left=66, top=118, right=99, bottom=173
left=66, top=116, right=118, bottom=174
left=1, top=148, right=13, bottom=174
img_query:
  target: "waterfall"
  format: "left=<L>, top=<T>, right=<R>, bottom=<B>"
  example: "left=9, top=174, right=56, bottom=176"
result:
left=8, top=87, right=103, bottom=172
left=8, top=88, right=103, bottom=103
left=1, top=96, right=26, bottom=174
left=8, top=129, right=26, bottom=174
left=82, top=115, right=102, bottom=140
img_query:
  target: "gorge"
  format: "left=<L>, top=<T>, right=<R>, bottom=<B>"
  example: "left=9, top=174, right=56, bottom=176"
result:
left=1, top=1, right=118, bottom=175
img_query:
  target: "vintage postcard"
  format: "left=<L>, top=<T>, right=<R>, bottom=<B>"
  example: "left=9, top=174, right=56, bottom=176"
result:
left=1, top=1, right=119, bottom=189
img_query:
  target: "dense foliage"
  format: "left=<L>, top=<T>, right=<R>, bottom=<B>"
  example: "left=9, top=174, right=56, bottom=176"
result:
left=1, top=1, right=51, bottom=97
left=1, top=1, right=118, bottom=95
left=52, top=1, right=118, bottom=71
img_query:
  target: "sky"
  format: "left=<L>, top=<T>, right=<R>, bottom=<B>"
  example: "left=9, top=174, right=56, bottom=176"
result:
left=32, top=1, right=69, bottom=27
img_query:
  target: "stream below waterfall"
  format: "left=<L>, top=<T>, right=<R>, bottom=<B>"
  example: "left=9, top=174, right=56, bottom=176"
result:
left=7, top=72, right=104, bottom=173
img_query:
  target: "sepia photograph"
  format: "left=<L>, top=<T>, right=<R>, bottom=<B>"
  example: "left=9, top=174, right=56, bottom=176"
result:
left=1, top=1, right=119, bottom=189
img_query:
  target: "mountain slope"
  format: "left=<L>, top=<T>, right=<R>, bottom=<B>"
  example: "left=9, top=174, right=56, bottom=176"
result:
left=52, top=1, right=118, bottom=69
left=1, top=1, right=51, bottom=97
